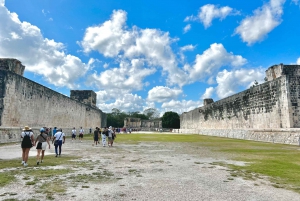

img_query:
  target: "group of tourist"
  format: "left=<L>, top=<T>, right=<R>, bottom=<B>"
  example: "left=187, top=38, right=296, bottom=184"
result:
left=20, top=126, right=66, bottom=167
left=93, top=126, right=117, bottom=147
left=20, top=125, right=116, bottom=167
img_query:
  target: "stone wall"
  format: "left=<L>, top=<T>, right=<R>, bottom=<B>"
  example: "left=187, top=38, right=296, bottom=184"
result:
left=0, top=58, right=106, bottom=143
left=124, top=117, right=162, bottom=131
left=180, top=64, right=300, bottom=144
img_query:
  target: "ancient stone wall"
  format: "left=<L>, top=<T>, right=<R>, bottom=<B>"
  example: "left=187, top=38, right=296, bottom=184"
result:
left=180, top=64, right=300, bottom=144
left=0, top=59, right=106, bottom=143
left=124, top=117, right=162, bottom=131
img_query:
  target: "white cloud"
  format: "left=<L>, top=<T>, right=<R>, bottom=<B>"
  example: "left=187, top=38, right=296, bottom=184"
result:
left=185, top=4, right=237, bottom=28
left=183, top=24, right=191, bottom=33
left=215, top=68, right=265, bottom=99
left=0, top=2, right=90, bottom=88
left=201, top=87, right=214, bottom=99
left=147, top=86, right=182, bottom=102
left=161, top=99, right=202, bottom=115
left=97, top=93, right=145, bottom=113
left=80, top=10, right=188, bottom=87
left=180, top=44, right=196, bottom=52
left=88, top=59, right=156, bottom=93
left=187, top=43, right=247, bottom=82
left=297, top=57, right=300, bottom=64
left=234, top=0, right=285, bottom=45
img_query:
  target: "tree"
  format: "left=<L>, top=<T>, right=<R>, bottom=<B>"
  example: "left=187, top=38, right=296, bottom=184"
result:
left=162, top=111, right=180, bottom=129
left=143, top=108, right=160, bottom=120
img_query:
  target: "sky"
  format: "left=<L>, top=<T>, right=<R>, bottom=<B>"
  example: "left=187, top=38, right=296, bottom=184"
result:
left=1, top=0, right=300, bottom=115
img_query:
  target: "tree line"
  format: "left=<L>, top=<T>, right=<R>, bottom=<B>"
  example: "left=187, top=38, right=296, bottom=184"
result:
left=106, top=108, right=180, bottom=129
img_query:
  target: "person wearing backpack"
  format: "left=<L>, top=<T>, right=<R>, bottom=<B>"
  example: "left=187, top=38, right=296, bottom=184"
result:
left=21, top=126, right=35, bottom=167
left=35, top=128, right=51, bottom=165
left=101, top=127, right=108, bottom=147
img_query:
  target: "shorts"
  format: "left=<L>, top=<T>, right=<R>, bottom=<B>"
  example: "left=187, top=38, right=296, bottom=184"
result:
left=36, top=142, right=47, bottom=150
left=72, top=134, right=76, bottom=138
left=108, top=137, right=112, bottom=141
left=79, top=134, right=83, bottom=138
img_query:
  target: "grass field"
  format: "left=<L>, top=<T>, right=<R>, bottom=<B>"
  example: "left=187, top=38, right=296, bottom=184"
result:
left=1, top=133, right=300, bottom=194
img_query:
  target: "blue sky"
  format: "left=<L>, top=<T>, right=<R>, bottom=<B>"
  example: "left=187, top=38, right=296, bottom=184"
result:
left=1, top=0, right=300, bottom=115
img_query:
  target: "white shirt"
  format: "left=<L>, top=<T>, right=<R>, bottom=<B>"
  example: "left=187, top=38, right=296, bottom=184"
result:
left=72, top=129, right=76, bottom=134
left=79, top=129, right=84, bottom=134
left=54, top=131, right=65, bottom=141
left=21, top=131, right=33, bottom=138
left=108, top=129, right=113, bottom=137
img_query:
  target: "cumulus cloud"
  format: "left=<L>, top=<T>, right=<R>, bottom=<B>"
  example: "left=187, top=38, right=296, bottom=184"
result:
left=147, top=86, right=182, bottom=102
left=201, top=87, right=214, bottom=99
left=97, top=92, right=145, bottom=113
left=297, top=57, right=300, bottom=64
left=80, top=10, right=187, bottom=87
left=88, top=59, right=155, bottom=92
left=183, top=24, right=191, bottom=33
left=215, top=68, right=265, bottom=99
left=234, top=0, right=285, bottom=45
left=161, top=99, right=202, bottom=115
left=187, top=43, right=247, bottom=82
left=185, top=4, right=238, bottom=28
left=0, top=1, right=90, bottom=88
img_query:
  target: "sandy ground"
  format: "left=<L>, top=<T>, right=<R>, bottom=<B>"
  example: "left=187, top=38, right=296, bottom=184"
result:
left=0, top=136, right=299, bottom=201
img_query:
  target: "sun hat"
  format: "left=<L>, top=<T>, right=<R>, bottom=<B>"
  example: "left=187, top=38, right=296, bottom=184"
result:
left=109, top=126, right=112, bottom=129
left=40, top=128, right=45, bottom=132
left=23, top=126, right=31, bottom=131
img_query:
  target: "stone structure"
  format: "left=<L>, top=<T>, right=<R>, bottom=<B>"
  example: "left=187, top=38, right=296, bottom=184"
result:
left=124, top=117, right=162, bottom=131
left=0, top=58, right=106, bottom=143
left=180, top=64, right=300, bottom=145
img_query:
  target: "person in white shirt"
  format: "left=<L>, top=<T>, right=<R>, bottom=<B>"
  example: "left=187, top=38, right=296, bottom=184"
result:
left=52, top=128, right=65, bottom=157
left=79, top=127, right=84, bottom=142
left=71, top=127, right=76, bottom=141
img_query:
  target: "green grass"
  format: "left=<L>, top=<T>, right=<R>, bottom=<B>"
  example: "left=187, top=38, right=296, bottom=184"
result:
left=0, top=172, right=15, bottom=187
left=115, top=133, right=300, bottom=192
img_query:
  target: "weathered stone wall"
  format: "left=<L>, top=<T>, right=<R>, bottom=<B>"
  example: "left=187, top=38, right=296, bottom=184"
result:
left=124, top=117, right=162, bottom=131
left=1, top=70, right=105, bottom=128
left=180, top=64, right=300, bottom=144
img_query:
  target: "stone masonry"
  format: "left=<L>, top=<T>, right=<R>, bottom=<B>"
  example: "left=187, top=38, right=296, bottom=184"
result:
left=179, top=64, right=300, bottom=145
left=0, top=58, right=106, bottom=143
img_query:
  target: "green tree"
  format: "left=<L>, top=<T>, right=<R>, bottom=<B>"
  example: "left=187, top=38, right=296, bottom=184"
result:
left=161, top=111, right=180, bottom=129
left=143, top=108, right=160, bottom=120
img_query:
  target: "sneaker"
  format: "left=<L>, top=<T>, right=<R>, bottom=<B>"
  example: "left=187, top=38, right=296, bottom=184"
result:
left=37, top=161, right=39, bottom=165
left=21, top=161, right=25, bottom=165
left=55, top=154, right=58, bottom=157
left=41, top=160, right=43, bottom=163
left=23, top=163, right=28, bottom=167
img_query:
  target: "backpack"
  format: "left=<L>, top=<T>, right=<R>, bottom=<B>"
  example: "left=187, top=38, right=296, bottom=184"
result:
left=22, top=132, right=32, bottom=147
left=105, top=130, right=109, bottom=137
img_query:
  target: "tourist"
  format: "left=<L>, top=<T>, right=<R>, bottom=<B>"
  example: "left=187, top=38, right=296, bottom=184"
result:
left=79, top=127, right=84, bottom=142
left=48, top=127, right=53, bottom=140
left=35, top=128, right=50, bottom=165
left=71, top=127, right=76, bottom=141
left=101, top=127, right=107, bottom=147
left=93, top=127, right=100, bottom=146
left=108, top=126, right=114, bottom=147
left=111, top=127, right=116, bottom=147
left=52, top=128, right=65, bottom=157
left=53, top=127, right=57, bottom=136
left=89, top=128, right=92, bottom=134
left=21, top=126, right=35, bottom=167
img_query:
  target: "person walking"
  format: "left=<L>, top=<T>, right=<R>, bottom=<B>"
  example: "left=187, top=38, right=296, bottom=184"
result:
left=108, top=126, right=113, bottom=147
left=101, top=127, right=107, bottom=147
left=53, top=127, right=57, bottom=136
left=48, top=127, right=53, bottom=140
left=35, top=128, right=50, bottom=165
left=21, top=126, right=35, bottom=167
left=93, top=127, right=100, bottom=146
left=52, top=128, right=65, bottom=157
left=111, top=127, right=116, bottom=147
left=71, top=127, right=76, bottom=141
left=79, top=127, right=84, bottom=142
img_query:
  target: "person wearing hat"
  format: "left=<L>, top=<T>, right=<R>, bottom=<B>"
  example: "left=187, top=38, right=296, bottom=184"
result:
left=21, top=126, right=35, bottom=167
left=35, top=128, right=51, bottom=165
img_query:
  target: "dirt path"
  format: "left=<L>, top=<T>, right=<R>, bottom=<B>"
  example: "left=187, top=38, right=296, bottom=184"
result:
left=0, top=139, right=299, bottom=201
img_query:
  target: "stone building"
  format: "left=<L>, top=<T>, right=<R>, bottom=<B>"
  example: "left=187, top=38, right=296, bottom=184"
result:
left=124, top=117, right=162, bottom=131
left=179, top=64, right=300, bottom=145
left=0, top=58, right=106, bottom=143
